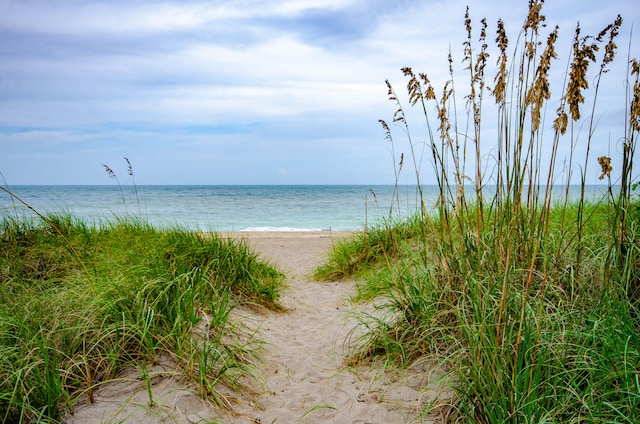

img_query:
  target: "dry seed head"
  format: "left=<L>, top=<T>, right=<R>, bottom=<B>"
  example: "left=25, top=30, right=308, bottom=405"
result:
left=493, top=19, right=509, bottom=104
left=630, top=59, right=640, bottom=132
left=465, top=7, right=472, bottom=39
left=565, top=24, right=598, bottom=121
left=524, top=0, right=546, bottom=34
left=463, top=7, right=474, bottom=71
left=401, top=66, right=413, bottom=77
left=379, top=119, right=390, bottom=133
left=553, top=108, right=568, bottom=135
left=419, top=73, right=436, bottom=100
left=473, top=18, right=489, bottom=91
left=385, top=79, right=395, bottom=99
left=385, top=80, right=405, bottom=125
left=102, top=164, right=116, bottom=179
left=525, top=26, right=559, bottom=132
left=124, top=157, right=133, bottom=177
left=523, top=0, right=546, bottom=60
left=597, top=156, right=612, bottom=180
left=599, top=15, right=622, bottom=73
left=393, top=111, right=405, bottom=123
left=379, top=119, right=392, bottom=141
left=496, top=18, right=509, bottom=52
left=402, top=67, right=422, bottom=106
left=437, top=82, right=454, bottom=145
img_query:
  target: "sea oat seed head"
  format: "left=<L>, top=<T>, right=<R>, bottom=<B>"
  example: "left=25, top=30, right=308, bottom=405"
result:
left=599, top=15, right=622, bottom=73
left=102, top=164, right=116, bottom=179
left=437, top=82, right=453, bottom=145
left=553, top=109, right=568, bottom=135
left=565, top=24, right=598, bottom=121
left=524, top=0, right=546, bottom=34
left=379, top=119, right=392, bottom=141
left=124, top=157, right=133, bottom=176
left=630, top=59, right=640, bottom=132
left=597, top=156, right=612, bottom=180
left=402, top=67, right=422, bottom=106
left=419, top=73, right=436, bottom=100
left=525, top=26, right=559, bottom=131
left=493, top=19, right=509, bottom=104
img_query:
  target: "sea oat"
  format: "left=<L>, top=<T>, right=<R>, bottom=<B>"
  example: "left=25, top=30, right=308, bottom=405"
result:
left=437, top=81, right=454, bottom=146
left=402, top=67, right=422, bottom=107
left=379, top=119, right=391, bottom=139
left=597, top=15, right=622, bottom=72
left=102, top=164, right=116, bottom=179
left=474, top=18, right=489, bottom=92
left=419, top=73, right=436, bottom=100
left=524, top=0, right=545, bottom=32
left=493, top=19, right=509, bottom=105
left=524, top=0, right=546, bottom=59
left=553, top=108, right=569, bottom=135
left=565, top=24, right=598, bottom=121
left=385, top=80, right=406, bottom=125
left=630, top=59, right=640, bottom=133
left=463, top=7, right=473, bottom=70
left=597, top=156, right=612, bottom=180
left=525, top=26, right=559, bottom=131
left=102, top=163, right=127, bottom=213
left=124, top=157, right=133, bottom=176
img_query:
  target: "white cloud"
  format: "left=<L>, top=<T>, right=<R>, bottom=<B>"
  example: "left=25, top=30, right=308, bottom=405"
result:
left=0, top=0, right=361, bottom=37
left=0, top=0, right=638, bottom=184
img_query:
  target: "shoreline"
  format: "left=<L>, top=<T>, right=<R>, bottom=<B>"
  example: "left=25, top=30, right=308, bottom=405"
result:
left=215, top=230, right=355, bottom=239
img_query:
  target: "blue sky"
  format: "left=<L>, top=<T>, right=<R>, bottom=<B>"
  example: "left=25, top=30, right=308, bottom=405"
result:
left=0, top=0, right=638, bottom=185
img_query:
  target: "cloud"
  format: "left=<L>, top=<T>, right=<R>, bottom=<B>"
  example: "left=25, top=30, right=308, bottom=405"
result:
left=0, top=0, right=638, bottom=185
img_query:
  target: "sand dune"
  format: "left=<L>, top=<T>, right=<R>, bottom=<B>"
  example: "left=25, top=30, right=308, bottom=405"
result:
left=64, top=232, right=447, bottom=423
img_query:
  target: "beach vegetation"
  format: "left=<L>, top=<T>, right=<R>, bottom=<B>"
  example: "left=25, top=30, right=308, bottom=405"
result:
left=318, top=1, right=640, bottom=422
left=0, top=204, right=284, bottom=422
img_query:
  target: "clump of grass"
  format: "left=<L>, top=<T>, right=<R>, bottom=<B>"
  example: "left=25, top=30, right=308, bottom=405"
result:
left=320, top=1, right=640, bottom=422
left=0, top=212, right=284, bottom=422
left=313, top=215, right=426, bottom=282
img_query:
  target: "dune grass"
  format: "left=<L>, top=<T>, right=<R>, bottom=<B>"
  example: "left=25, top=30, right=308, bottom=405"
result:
left=318, top=1, right=640, bottom=422
left=0, top=212, right=284, bottom=423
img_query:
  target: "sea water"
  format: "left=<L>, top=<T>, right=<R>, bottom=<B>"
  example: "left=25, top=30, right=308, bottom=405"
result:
left=0, top=185, right=428, bottom=231
left=0, top=185, right=611, bottom=232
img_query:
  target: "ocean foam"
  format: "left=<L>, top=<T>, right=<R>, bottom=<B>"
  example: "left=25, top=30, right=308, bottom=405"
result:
left=239, top=226, right=326, bottom=232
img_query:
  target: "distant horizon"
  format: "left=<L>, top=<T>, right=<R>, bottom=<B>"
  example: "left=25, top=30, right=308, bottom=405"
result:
left=3, top=182, right=616, bottom=187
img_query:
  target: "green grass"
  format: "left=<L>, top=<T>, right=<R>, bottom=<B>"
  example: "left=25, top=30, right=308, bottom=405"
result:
left=0, top=214, right=284, bottom=422
left=321, top=204, right=640, bottom=422
left=317, top=1, right=640, bottom=422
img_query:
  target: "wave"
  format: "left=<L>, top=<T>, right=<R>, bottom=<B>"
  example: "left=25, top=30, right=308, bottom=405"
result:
left=238, top=226, right=327, bottom=232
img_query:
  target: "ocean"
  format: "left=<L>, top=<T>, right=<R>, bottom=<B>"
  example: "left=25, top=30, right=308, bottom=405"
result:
left=0, top=185, right=611, bottom=232
left=0, top=185, right=427, bottom=232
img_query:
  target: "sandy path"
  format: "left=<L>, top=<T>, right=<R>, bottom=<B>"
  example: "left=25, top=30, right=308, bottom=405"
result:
left=219, top=232, right=440, bottom=423
left=64, top=232, right=443, bottom=424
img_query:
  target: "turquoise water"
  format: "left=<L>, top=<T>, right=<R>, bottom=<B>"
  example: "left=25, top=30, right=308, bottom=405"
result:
left=0, top=185, right=427, bottom=231
left=0, top=185, right=611, bottom=232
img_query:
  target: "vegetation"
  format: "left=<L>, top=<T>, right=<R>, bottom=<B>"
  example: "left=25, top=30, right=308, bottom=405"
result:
left=318, top=1, right=640, bottom=422
left=0, top=209, right=284, bottom=422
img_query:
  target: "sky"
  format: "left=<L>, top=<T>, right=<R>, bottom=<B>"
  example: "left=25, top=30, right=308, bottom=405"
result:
left=0, top=0, right=638, bottom=185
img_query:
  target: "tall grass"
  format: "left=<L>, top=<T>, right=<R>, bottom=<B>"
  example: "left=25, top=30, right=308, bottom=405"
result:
left=0, top=212, right=284, bottom=422
left=320, top=1, right=640, bottom=422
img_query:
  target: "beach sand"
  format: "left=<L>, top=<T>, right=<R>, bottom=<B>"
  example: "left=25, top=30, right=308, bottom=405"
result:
left=63, top=231, right=448, bottom=423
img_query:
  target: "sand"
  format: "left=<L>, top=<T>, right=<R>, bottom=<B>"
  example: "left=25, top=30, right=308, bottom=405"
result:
left=63, top=231, right=448, bottom=424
